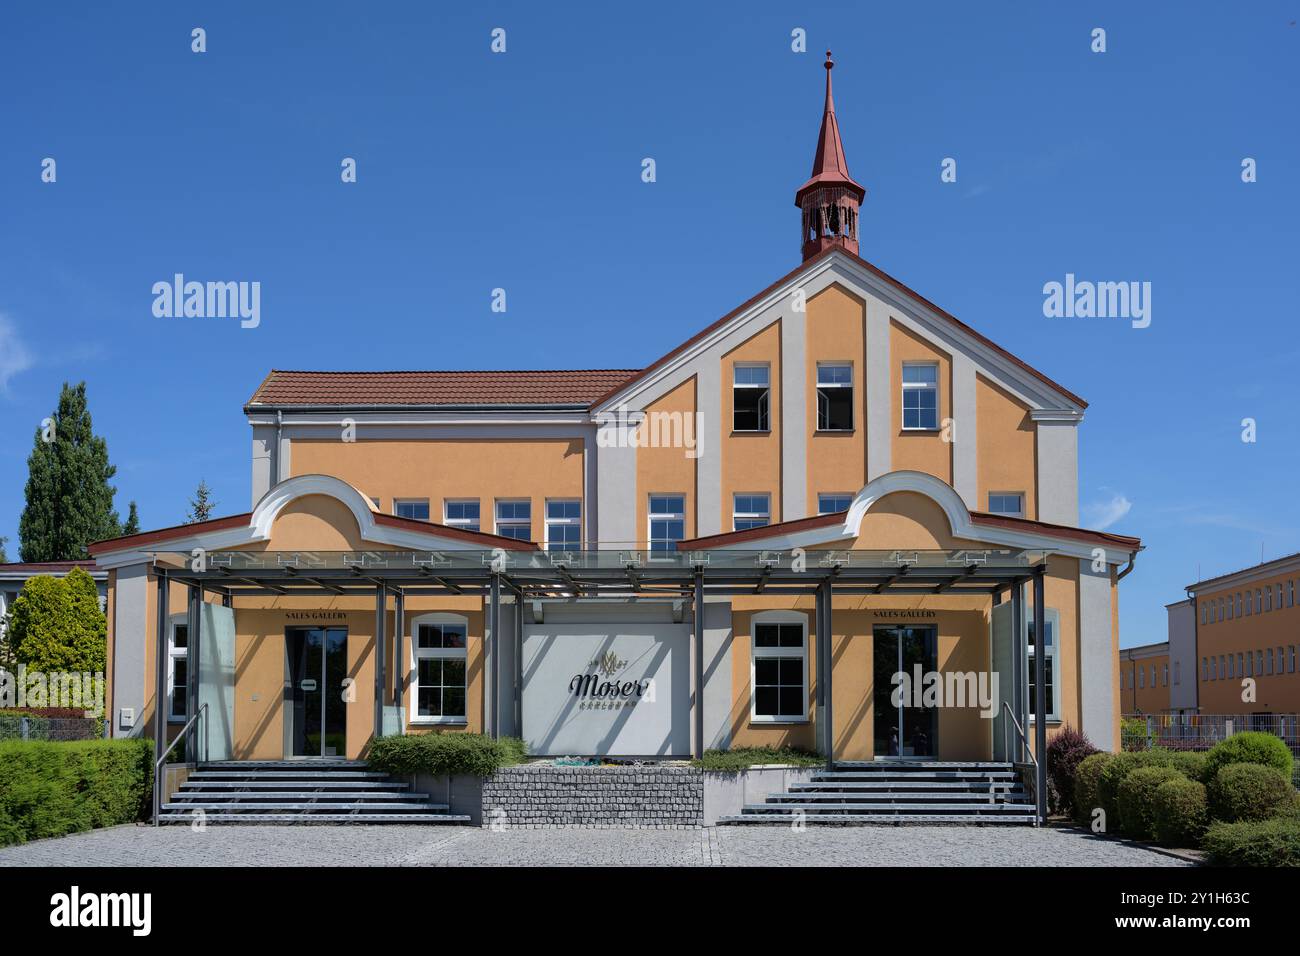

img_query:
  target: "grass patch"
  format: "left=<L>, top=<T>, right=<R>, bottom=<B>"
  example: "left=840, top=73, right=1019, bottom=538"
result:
left=693, top=746, right=823, bottom=771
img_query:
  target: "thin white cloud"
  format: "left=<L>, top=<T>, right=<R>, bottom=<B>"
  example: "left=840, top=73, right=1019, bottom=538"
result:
left=0, top=313, right=35, bottom=394
left=963, top=183, right=991, bottom=199
left=1084, top=491, right=1132, bottom=531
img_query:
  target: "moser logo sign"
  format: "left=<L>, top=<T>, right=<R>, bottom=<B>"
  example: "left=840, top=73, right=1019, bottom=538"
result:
left=891, top=665, right=999, bottom=719
left=568, top=652, right=654, bottom=709
left=49, top=886, right=151, bottom=936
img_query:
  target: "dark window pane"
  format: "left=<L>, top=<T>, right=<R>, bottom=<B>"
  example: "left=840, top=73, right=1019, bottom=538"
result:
left=779, top=687, right=804, bottom=717
left=779, top=658, right=802, bottom=684
left=755, top=687, right=779, bottom=716
left=754, top=625, right=779, bottom=648
left=779, top=625, right=803, bottom=648
left=417, top=688, right=440, bottom=717
left=442, top=688, right=465, bottom=718
left=755, top=659, right=779, bottom=684
left=442, top=659, right=466, bottom=685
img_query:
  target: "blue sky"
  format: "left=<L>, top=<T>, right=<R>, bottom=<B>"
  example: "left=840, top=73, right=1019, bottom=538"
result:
left=0, top=2, right=1296, bottom=646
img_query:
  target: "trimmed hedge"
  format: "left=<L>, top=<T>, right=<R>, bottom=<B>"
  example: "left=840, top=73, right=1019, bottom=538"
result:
left=1097, top=749, right=1174, bottom=831
left=1203, top=731, right=1293, bottom=781
left=1117, top=766, right=1184, bottom=840
left=1151, top=775, right=1208, bottom=847
left=1169, top=750, right=1209, bottom=784
left=366, top=733, right=527, bottom=777
left=1207, top=763, right=1295, bottom=823
left=694, top=746, right=824, bottom=771
left=1072, top=752, right=1113, bottom=825
left=0, top=738, right=153, bottom=846
left=1203, top=817, right=1300, bottom=866
left=1045, top=724, right=1098, bottom=817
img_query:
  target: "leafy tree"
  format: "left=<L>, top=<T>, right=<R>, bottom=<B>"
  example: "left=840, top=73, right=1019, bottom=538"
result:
left=18, top=382, right=121, bottom=561
left=0, top=535, right=8, bottom=563
left=122, top=501, right=141, bottom=536
left=187, top=480, right=216, bottom=523
left=6, top=568, right=107, bottom=674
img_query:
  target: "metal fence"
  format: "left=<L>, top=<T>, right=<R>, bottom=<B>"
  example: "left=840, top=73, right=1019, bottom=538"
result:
left=1122, top=712, right=1300, bottom=759
left=0, top=714, right=105, bottom=742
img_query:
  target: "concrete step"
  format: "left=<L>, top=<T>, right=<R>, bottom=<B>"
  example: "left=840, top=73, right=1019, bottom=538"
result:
left=790, top=780, right=1023, bottom=791
left=717, top=813, right=1038, bottom=825
left=769, top=791, right=1026, bottom=802
left=742, top=802, right=1035, bottom=813
left=834, top=761, right=1014, bottom=770
left=171, top=790, right=433, bottom=801
left=179, top=779, right=408, bottom=790
left=156, top=813, right=472, bottom=824
left=814, top=770, right=1018, bottom=781
left=188, top=770, right=391, bottom=780
left=198, top=760, right=368, bottom=769
left=163, top=802, right=450, bottom=812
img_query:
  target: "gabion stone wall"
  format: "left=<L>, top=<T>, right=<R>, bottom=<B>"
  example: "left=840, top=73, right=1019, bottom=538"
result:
left=480, top=765, right=703, bottom=828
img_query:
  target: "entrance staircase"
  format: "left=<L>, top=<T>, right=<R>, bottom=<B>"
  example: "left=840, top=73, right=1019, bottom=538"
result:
left=718, top=760, right=1037, bottom=825
left=157, top=760, right=472, bottom=824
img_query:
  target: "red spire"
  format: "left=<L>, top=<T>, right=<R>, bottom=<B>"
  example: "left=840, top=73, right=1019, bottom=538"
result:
left=795, top=50, right=865, bottom=205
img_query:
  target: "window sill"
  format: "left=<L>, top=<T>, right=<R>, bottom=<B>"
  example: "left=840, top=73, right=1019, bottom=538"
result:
left=730, top=430, right=771, bottom=436
left=814, top=429, right=855, bottom=435
left=750, top=717, right=810, bottom=725
left=409, top=718, right=468, bottom=726
left=900, top=427, right=941, bottom=434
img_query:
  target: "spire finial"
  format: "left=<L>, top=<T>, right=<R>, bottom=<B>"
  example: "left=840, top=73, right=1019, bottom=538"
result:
left=825, top=49, right=834, bottom=70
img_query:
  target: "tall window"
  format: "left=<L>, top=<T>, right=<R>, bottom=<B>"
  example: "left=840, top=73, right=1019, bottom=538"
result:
left=443, top=499, right=480, bottom=532
left=733, top=364, right=770, bottom=431
left=816, top=363, right=853, bottom=431
left=394, top=499, right=430, bottom=521
left=411, top=615, right=467, bottom=723
left=1162, top=663, right=1168, bottom=686
left=494, top=500, right=531, bottom=541
left=988, top=493, right=1024, bottom=517
left=733, top=494, right=771, bottom=531
left=1290, top=581, right=1295, bottom=608
left=1201, top=657, right=1208, bottom=681
left=1138, top=666, right=1145, bottom=688
left=545, top=499, right=581, bottom=552
left=1237, top=652, right=1244, bottom=677
left=168, top=619, right=188, bottom=722
left=1236, top=592, right=1242, bottom=616
left=902, top=363, right=939, bottom=430
left=648, top=495, right=686, bottom=553
left=1174, top=661, right=1180, bottom=686
left=751, top=613, right=808, bottom=721
left=1289, top=646, right=1296, bottom=673
left=1027, top=609, right=1060, bottom=720
left=817, top=493, right=853, bottom=515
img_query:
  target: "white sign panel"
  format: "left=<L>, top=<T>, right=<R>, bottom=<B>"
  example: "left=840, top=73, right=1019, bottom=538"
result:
left=521, top=623, right=690, bottom=756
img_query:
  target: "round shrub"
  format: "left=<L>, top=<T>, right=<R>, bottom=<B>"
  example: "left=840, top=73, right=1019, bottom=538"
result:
left=1117, top=766, right=1184, bottom=840
left=1204, top=731, right=1293, bottom=781
left=1208, top=763, right=1295, bottom=823
left=1045, top=724, right=1099, bottom=817
left=1203, top=817, right=1300, bottom=867
left=1072, top=752, right=1113, bottom=825
left=1151, top=776, right=1208, bottom=847
left=1097, top=749, right=1175, bottom=831
left=1169, top=750, right=1209, bottom=784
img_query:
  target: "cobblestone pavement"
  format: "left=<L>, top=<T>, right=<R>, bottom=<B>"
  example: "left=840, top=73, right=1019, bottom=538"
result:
left=0, top=823, right=1190, bottom=867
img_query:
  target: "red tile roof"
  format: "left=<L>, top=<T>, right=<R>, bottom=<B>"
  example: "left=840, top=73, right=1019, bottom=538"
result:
left=246, top=369, right=642, bottom=409
left=0, top=560, right=104, bottom=575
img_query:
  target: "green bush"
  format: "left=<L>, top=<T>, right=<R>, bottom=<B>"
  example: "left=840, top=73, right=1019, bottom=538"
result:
left=0, top=738, right=153, bottom=846
left=1151, top=775, right=1209, bottom=847
left=1120, top=717, right=1151, bottom=751
left=693, top=746, right=824, bottom=771
left=1204, top=731, right=1294, bottom=781
left=1117, top=766, right=1184, bottom=840
left=366, top=733, right=527, bottom=777
left=1097, top=749, right=1175, bottom=831
left=1169, top=750, right=1210, bottom=783
left=1203, top=817, right=1300, bottom=866
left=1207, top=763, right=1295, bottom=823
left=6, top=568, right=106, bottom=674
left=1072, top=752, right=1113, bottom=825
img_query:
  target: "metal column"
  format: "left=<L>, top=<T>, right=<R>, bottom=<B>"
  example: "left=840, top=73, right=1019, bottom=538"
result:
left=819, top=579, right=834, bottom=770
left=1011, top=580, right=1025, bottom=763
left=151, top=568, right=168, bottom=825
left=513, top=589, right=523, bottom=737
left=693, top=571, right=705, bottom=759
left=392, top=590, right=404, bottom=711
left=373, top=582, right=387, bottom=741
left=488, top=573, right=500, bottom=739
left=1033, top=568, right=1048, bottom=824
left=185, top=585, right=201, bottom=763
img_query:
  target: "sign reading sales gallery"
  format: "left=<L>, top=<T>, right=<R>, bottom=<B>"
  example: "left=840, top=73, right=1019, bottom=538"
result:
left=522, top=624, right=690, bottom=756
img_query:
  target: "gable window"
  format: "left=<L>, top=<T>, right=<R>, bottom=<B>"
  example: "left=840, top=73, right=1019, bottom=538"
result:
left=494, top=499, right=531, bottom=541
left=817, top=493, right=853, bottom=515
left=751, top=612, right=808, bottom=722
left=443, top=499, right=480, bottom=532
left=167, top=617, right=188, bottom=722
left=648, top=495, right=686, bottom=553
left=733, top=494, right=771, bottom=531
left=545, top=499, right=582, bottom=552
left=816, top=363, right=853, bottom=431
left=902, top=363, right=940, bottom=430
left=410, top=615, right=468, bottom=723
left=1026, top=608, right=1060, bottom=721
left=733, top=363, right=770, bottom=432
left=394, top=499, right=430, bottom=521
left=988, top=493, right=1025, bottom=517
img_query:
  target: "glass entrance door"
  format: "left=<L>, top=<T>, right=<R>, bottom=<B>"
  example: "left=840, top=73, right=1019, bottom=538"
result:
left=287, top=627, right=348, bottom=757
left=873, top=624, right=939, bottom=758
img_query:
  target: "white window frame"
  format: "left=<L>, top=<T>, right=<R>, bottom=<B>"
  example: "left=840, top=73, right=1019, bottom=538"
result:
left=732, top=362, right=771, bottom=432
left=901, top=361, right=940, bottom=431
left=732, top=493, right=771, bottom=532
left=544, top=499, right=582, bottom=552
left=443, top=498, right=481, bottom=532
left=494, top=499, right=532, bottom=541
left=816, top=493, right=854, bottom=515
left=815, top=362, right=854, bottom=432
left=749, top=610, right=809, bottom=724
left=987, top=492, right=1025, bottom=518
left=408, top=612, right=469, bottom=726
left=648, top=494, right=687, bottom=555
left=393, top=498, right=430, bottom=521
left=1025, top=607, right=1061, bottom=722
left=167, top=613, right=188, bottom=723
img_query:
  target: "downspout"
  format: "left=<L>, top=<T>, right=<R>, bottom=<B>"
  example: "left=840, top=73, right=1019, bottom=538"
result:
left=274, top=410, right=284, bottom=486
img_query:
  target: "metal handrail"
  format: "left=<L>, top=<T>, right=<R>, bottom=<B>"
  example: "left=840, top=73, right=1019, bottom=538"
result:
left=153, top=703, right=208, bottom=826
left=1001, top=700, right=1037, bottom=772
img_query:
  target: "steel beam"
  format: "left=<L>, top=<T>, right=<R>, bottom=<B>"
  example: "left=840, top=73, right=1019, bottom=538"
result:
left=1033, top=568, right=1047, bottom=824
